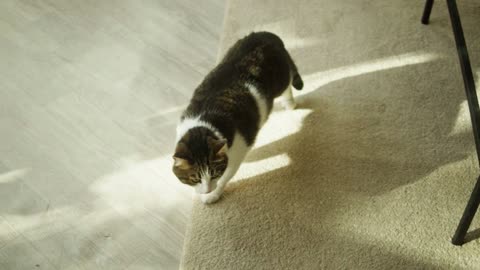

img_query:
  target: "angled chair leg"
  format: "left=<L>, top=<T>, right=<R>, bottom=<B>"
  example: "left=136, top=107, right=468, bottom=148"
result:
left=446, top=0, right=480, bottom=246
left=422, top=0, right=435, bottom=24
left=421, top=0, right=480, bottom=246
left=452, top=176, right=480, bottom=245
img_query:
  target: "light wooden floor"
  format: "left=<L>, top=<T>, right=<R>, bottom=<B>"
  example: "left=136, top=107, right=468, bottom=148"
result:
left=0, top=1, right=225, bottom=269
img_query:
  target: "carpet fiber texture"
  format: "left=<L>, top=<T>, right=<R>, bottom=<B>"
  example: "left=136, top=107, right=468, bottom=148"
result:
left=181, top=0, right=480, bottom=269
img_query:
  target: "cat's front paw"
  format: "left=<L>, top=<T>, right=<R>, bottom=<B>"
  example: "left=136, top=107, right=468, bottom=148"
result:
left=200, top=192, right=222, bottom=204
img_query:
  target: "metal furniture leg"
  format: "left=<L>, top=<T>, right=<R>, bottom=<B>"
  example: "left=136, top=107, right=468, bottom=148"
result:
left=422, top=0, right=435, bottom=24
left=452, top=176, right=480, bottom=245
left=421, top=0, right=480, bottom=246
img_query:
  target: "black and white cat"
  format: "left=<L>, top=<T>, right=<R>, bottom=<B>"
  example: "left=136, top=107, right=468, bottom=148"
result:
left=172, top=32, right=303, bottom=204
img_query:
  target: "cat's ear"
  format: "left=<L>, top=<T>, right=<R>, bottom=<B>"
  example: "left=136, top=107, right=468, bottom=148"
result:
left=172, top=157, right=191, bottom=170
left=173, top=142, right=192, bottom=169
left=208, top=137, right=228, bottom=156
left=216, top=141, right=228, bottom=156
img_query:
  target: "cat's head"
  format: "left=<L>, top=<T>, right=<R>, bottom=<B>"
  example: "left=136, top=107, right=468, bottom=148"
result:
left=172, top=127, right=228, bottom=194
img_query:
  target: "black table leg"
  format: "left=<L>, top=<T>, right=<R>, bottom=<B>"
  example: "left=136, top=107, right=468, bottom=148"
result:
left=422, top=0, right=435, bottom=24
left=452, top=176, right=480, bottom=245
left=422, top=0, right=480, bottom=246
left=447, top=0, right=480, bottom=246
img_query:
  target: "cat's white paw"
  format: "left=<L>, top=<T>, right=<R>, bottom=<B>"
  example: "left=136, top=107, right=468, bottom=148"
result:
left=282, top=99, right=297, bottom=110
left=200, top=192, right=222, bottom=204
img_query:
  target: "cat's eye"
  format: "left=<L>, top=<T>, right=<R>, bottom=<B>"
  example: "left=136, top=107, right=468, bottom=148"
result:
left=190, top=175, right=200, bottom=183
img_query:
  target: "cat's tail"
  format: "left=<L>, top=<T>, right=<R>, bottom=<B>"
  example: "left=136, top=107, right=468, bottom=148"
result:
left=292, top=72, right=304, bottom=90
left=286, top=53, right=304, bottom=90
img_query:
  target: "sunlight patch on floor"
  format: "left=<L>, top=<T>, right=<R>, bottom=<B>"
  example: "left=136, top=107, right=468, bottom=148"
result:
left=238, top=19, right=321, bottom=50
left=476, top=70, right=479, bottom=86
left=0, top=168, right=29, bottom=184
left=90, top=155, right=192, bottom=215
left=297, top=52, right=441, bottom=96
left=450, top=100, right=471, bottom=136
left=281, top=36, right=320, bottom=50
left=234, top=153, right=291, bottom=181
left=140, top=104, right=187, bottom=122
left=0, top=155, right=192, bottom=241
left=254, top=108, right=312, bottom=149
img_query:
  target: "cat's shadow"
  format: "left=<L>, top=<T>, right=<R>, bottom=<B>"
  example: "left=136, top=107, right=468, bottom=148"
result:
left=222, top=58, right=478, bottom=238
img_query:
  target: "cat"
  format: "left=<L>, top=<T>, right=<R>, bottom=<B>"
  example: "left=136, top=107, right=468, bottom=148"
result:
left=172, top=31, right=303, bottom=204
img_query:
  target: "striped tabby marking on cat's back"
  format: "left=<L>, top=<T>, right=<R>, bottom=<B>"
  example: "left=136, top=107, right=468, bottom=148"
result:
left=245, top=82, right=269, bottom=128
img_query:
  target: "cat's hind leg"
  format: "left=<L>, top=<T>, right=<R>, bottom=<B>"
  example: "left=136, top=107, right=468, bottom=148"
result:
left=280, top=85, right=296, bottom=110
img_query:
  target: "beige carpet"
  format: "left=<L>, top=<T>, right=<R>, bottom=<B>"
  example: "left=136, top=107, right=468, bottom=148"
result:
left=180, top=0, right=480, bottom=269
